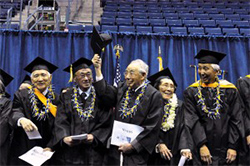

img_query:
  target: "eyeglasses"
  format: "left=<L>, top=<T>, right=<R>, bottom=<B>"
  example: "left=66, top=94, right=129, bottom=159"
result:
left=75, top=72, right=92, bottom=78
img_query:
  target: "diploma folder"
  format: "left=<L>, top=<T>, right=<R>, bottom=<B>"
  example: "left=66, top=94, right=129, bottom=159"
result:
left=71, top=133, right=88, bottom=141
left=111, top=120, right=144, bottom=146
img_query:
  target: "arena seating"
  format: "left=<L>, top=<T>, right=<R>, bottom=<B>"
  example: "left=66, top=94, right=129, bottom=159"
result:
left=0, top=0, right=28, bottom=29
left=98, top=0, right=250, bottom=36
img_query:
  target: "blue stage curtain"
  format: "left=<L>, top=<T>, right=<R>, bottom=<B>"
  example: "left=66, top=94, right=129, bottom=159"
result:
left=0, top=30, right=249, bottom=99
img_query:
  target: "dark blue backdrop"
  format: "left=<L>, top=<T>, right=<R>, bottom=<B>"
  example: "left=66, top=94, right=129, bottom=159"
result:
left=0, top=30, right=249, bottom=99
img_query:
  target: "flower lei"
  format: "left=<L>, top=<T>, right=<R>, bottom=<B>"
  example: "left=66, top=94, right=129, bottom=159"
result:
left=72, top=85, right=96, bottom=121
left=29, top=84, right=55, bottom=120
left=119, top=80, right=149, bottom=119
left=196, top=80, right=223, bottom=119
left=161, top=93, right=178, bottom=132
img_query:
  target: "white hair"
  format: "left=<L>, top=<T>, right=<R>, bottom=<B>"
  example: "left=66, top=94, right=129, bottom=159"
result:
left=211, top=64, right=221, bottom=73
left=31, top=70, right=51, bottom=78
left=129, top=59, right=149, bottom=76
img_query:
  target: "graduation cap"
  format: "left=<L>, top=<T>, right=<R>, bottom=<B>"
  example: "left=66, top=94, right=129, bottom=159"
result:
left=148, top=68, right=177, bottom=89
left=0, top=68, right=14, bottom=87
left=195, top=49, right=226, bottom=64
left=24, top=57, right=58, bottom=74
left=91, top=26, right=112, bottom=55
left=21, top=74, right=31, bottom=84
left=63, top=57, right=93, bottom=82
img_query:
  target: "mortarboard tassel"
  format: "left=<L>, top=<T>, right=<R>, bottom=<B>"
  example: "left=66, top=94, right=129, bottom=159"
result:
left=68, top=64, right=73, bottom=83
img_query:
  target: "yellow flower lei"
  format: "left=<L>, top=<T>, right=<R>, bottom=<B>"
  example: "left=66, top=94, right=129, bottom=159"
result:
left=196, top=80, right=223, bottom=119
left=161, top=93, right=178, bottom=132
left=72, top=85, right=96, bottom=121
left=29, top=84, right=55, bottom=120
left=119, top=81, right=149, bottom=119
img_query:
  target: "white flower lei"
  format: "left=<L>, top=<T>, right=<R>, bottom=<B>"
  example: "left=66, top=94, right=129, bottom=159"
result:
left=161, top=93, right=178, bottom=132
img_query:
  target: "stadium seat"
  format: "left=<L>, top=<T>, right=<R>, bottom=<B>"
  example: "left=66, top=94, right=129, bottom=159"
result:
left=119, top=25, right=135, bottom=33
left=116, top=18, right=132, bottom=26
left=183, top=20, right=199, bottom=27
left=167, top=19, right=183, bottom=27
left=100, top=17, right=116, bottom=25
left=222, top=28, right=240, bottom=36
left=209, top=14, right=225, bottom=20
left=153, top=26, right=170, bottom=33
left=219, top=8, right=234, bottom=14
left=240, top=15, right=250, bottom=21
left=68, top=25, right=84, bottom=31
left=133, top=18, right=149, bottom=26
left=101, top=25, right=118, bottom=32
left=233, top=20, right=250, bottom=28
left=225, top=14, right=241, bottom=21
left=188, top=27, right=205, bottom=35
left=148, top=13, right=164, bottom=19
left=83, top=25, right=94, bottom=32
left=240, top=28, right=250, bottom=36
left=102, top=11, right=117, bottom=18
left=216, top=20, right=234, bottom=28
left=205, top=27, right=223, bottom=35
left=171, top=27, right=188, bottom=35
left=199, top=20, right=217, bottom=28
left=194, top=13, right=210, bottom=20
left=117, top=12, right=132, bottom=18
left=163, top=13, right=179, bottom=19
left=179, top=13, right=194, bottom=20
left=149, top=19, right=166, bottom=26
left=133, top=12, right=148, bottom=19
left=136, top=26, right=152, bottom=33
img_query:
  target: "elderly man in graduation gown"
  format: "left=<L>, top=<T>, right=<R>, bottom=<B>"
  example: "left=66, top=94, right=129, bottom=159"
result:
left=183, top=49, right=245, bottom=165
left=0, top=69, right=13, bottom=165
left=236, top=74, right=250, bottom=164
left=92, top=54, right=163, bottom=166
left=52, top=57, right=112, bottom=165
left=147, top=68, right=193, bottom=166
left=8, top=57, right=59, bottom=165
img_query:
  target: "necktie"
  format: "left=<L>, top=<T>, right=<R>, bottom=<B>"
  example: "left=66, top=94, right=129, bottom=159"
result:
left=80, top=93, right=86, bottom=101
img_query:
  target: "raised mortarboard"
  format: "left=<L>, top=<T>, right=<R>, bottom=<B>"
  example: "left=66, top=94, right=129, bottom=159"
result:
left=63, top=57, right=93, bottom=82
left=21, top=74, right=31, bottom=84
left=148, top=68, right=177, bottom=88
left=0, top=68, right=14, bottom=87
left=91, top=26, right=112, bottom=55
left=195, top=49, right=226, bottom=64
left=24, top=57, right=58, bottom=74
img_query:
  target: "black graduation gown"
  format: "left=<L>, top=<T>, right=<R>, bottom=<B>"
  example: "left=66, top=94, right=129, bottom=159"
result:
left=183, top=86, right=245, bottom=165
left=93, top=79, right=163, bottom=166
left=8, top=89, right=59, bottom=165
left=52, top=87, right=112, bottom=165
left=0, top=95, right=12, bottom=165
left=236, top=76, right=250, bottom=164
left=148, top=100, right=193, bottom=166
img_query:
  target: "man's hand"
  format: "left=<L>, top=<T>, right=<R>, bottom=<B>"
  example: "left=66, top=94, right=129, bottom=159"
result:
left=118, top=143, right=134, bottom=154
left=158, top=144, right=173, bottom=160
left=19, top=83, right=31, bottom=90
left=200, top=145, right=212, bottom=164
left=20, top=118, right=38, bottom=132
left=83, top=134, right=94, bottom=144
left=181, top=150, right=192, bottom=160
left=63, top=136, right=81, bottom=147
left=92, top=54, right=102, bottom=69
left=43, top=147, right=52, bottom=152
left=226, top=149, right=237, bottom=163
left=246, top=135, right=250, bottom=145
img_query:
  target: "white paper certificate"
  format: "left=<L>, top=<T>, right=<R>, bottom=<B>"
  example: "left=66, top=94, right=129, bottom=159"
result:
left=111, top=120, right=144, bottom=146
left=19, top=146, right=54, bottom=166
